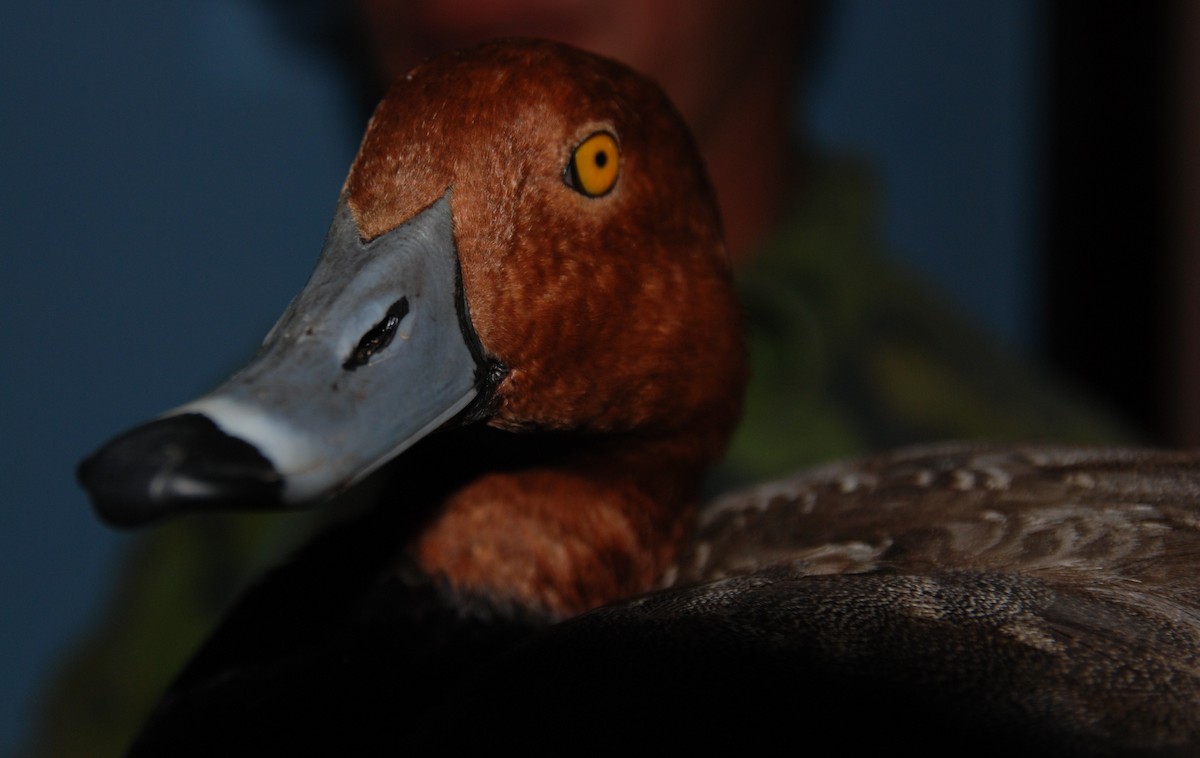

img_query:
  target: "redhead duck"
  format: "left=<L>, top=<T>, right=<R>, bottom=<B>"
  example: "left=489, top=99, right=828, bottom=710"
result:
left=78, top=39, right=1200, bottom=755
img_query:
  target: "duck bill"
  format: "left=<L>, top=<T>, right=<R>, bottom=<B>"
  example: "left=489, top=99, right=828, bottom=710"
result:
left=79, top=192, right=487, bottom=527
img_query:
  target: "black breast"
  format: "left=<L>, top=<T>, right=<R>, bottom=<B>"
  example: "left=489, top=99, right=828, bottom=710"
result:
left=129, top=444, right=1200, bottom=756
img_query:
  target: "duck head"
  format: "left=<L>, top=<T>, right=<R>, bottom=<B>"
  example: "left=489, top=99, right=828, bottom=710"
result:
left=79, top=39, right=745, bottom=611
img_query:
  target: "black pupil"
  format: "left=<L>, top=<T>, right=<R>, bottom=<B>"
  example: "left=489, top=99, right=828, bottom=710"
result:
left=594, top=150, right=608, bottom=168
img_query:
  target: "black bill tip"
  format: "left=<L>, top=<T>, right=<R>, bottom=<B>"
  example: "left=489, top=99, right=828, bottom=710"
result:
left=78, top=413, right=284, bottom=527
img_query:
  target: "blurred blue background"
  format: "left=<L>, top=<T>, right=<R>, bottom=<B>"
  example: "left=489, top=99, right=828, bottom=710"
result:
left=0, top=0, right=1038, bottom=751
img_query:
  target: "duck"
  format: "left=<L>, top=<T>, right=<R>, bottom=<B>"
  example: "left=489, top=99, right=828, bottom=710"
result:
left=77, top=39, right=1200, bottom=756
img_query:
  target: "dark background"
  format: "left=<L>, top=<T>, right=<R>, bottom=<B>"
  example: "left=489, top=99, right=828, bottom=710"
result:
left=2, top=1, right=1193, bottom=750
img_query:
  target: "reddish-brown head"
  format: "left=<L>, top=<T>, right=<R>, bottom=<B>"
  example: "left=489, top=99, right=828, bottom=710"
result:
left=80, top=40, right=746, bottom=613
left=346, top=39, right=745, bottom=466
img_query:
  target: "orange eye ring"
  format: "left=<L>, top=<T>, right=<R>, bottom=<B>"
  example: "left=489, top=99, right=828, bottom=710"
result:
left=566, top=131, right=620, bottom=197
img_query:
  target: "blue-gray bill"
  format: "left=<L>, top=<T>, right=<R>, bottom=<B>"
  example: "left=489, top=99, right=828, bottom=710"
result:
left=79, top=192, right=484, bottom=526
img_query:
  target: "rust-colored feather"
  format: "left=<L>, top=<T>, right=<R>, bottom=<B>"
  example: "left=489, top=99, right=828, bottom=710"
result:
left=344, top=40, right=745, bottom=614
left=101, top=41, right=1200, bottom=755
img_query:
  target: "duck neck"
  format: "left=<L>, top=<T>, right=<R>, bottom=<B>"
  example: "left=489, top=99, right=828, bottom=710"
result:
left=412, top=427, right=712, bottom=619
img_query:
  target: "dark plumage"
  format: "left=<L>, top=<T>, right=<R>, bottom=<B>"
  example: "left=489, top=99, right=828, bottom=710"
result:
left=129, top=441, right=1200, bottom=755
left=79, top=40, right=1200, bottom=756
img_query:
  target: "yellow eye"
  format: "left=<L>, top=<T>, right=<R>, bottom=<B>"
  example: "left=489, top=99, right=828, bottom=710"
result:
left=566, top=131, right=620, bottom=197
